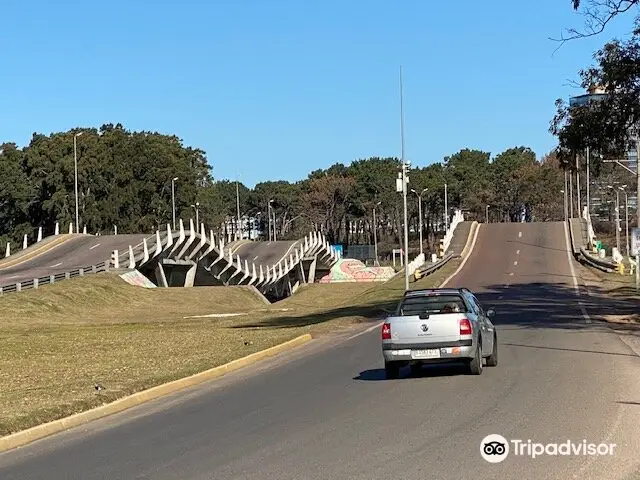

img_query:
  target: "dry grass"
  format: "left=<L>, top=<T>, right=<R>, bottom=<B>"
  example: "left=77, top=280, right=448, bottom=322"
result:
left=0, top=260, right=460, bottom=436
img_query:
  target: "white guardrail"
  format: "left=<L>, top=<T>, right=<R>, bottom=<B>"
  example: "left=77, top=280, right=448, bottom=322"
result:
left=0, top=218, right=342, bottom=294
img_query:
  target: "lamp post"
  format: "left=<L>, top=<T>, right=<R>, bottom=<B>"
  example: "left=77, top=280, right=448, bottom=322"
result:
left=561, top=190, right=567, bottom=222
left=411, top=188, right=428, bottom=256
left=620, top=185, right=629, bottom=257
left=267, top=200, right=273, bottom=241
left=486, top=204, right=490, bottom=223
left=73, top=132, right=84, bottom=233
left=608, top=184, right=621, bottom=254
left=191, top=201, right=200, bottom=227
left=235, top=179, right=242, bottom=240
left=586, top=146, right=590, bottom=218
left=373, top=201, right=381, bottom=266
left=444, top=182, right=448, bottom=231
left=171, top=177, right=178, bottom=230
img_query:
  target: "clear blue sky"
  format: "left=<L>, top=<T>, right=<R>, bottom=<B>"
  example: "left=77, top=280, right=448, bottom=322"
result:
left=0, top=0, right=636, bottom=188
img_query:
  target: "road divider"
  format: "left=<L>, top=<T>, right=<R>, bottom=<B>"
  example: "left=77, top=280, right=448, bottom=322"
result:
left=0, top=333, right=313, bottom=453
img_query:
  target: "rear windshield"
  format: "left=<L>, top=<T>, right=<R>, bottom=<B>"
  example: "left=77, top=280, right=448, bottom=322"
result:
left=396, top=294, right=468, bottom=316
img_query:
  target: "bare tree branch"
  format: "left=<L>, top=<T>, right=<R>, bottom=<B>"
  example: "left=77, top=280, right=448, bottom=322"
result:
left=550, top=0, right=638, bottom=52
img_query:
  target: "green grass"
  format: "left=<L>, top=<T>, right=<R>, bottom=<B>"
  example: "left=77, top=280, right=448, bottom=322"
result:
left=0, top=259, right=460, bottom=436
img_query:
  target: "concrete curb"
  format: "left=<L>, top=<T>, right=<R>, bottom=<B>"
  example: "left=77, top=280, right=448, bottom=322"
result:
left=459, top=221, right=479, bottom=259
left=0, top=333, right=313, bottom=453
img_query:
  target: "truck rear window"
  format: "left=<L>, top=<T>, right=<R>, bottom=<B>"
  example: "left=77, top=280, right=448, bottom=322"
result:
left=397, top=294, right=468, bottom=316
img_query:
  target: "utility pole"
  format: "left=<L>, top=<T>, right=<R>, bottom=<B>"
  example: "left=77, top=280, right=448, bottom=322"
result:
left=444, top=182, right=448, bottom=230
left=399, top=65, right=409, bottom=291
left=411, top=188, right=427, bottom=256
left=569, top=173, right=574, bottom=218
left=267, top=200, right=273, bottom=241
left=486, top=204, right=489, bottom=223
left=636, top=134, right=640, bottom=228
left=576, top=153, right=581, bottom=218
left=621, top=186, right=629, bottom=256
left=171, top=177, right=178, bottom=230
left=373, top=201, right=381, bottom=266
left=586, top=146, right=590, bottom=218
left=235, top=178, right=241, bottom=240
left=73, top=132, right=84, bottom=233
left=564, top=169, right=568, bottom=222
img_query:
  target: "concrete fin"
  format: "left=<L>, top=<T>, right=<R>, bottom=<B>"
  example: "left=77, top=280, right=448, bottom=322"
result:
left=142, top=238, right=150, bottom=263
left=128, top=245, right=136, bottom=268
left=166, top=224, right=174, bottom=248
left=54, top=223, right=59, bottom=235
left=154, top=230, right=163, bottom=257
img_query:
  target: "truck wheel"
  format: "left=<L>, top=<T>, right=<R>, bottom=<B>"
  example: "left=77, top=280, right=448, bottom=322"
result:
left=486, top=333, right=498, bottom=367
left=468, top=341, right=483, bottom=375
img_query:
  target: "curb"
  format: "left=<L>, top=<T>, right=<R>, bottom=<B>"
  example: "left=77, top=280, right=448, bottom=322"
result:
left=459, top=221, right=479, bottom=259
left=439, top=222, right=481, bottom=288
left=0, top=333, right=313, bottom=453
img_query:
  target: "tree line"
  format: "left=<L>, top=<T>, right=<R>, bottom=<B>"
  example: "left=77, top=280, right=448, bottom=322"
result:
left=0, top=123, right=566, bottom=259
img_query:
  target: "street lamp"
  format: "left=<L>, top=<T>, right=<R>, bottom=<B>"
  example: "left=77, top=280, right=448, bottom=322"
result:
left=191, top=201, right=200, bottom=228
left=620, top=185, right=629, bottom=257
left=373, top=201, right=381, bottom=266
left=73, top=132, right=84, bottom=233
left=560, top=190, right=567, bottom=222
left=486, top=204, right=490, bottom=223
left=444, top=182, right=448, bottom=231
left=607, top=184, right=621, bottom=254
left=171, top=177, right=179, bottom=229
left=411, top=188, right=428, bottom=256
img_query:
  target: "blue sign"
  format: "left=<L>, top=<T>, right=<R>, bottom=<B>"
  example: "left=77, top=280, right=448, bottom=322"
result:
left=331, top=245, right=344, bottom=256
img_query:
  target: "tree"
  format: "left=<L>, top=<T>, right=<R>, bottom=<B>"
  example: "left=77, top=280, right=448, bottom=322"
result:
left=555, top=1, right=640, bottom=43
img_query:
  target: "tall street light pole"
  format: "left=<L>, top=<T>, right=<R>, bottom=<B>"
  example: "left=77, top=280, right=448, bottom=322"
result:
left=267, top=200, right=273, bottom=241
left=191, top=202, right=200, bottom=227
left=608, top=184, right=621, bottom=254
left=373, top=201, right=381, bottom=266
left=620, top=185, right=629, bottom=256
left=235, top=178, right=242, bottom=240
left=171, top=177, right=178, bottom=230
left=73, top=132, right=84, bottom=233
left=444, top=182, right=448, bottom=231
left=486, top=204, right=489, bottom=223
left=399, top=65, right=409, bottom=291
left=586, top=146, right=590, bottom=218
left=411, top=188, right=427, bottom=256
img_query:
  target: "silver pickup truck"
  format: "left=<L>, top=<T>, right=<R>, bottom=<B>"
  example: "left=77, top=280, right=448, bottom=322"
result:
left=381, top=287, right=497, bottom=378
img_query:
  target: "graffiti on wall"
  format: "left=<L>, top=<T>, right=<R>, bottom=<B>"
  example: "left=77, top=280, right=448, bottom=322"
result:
left=318, top=258, right=396, bottom=283
left=119, top=270, right=157, bottom=288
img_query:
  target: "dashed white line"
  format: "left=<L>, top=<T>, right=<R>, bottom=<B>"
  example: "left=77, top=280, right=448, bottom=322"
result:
left=509, top=272, right=514, bottom=276
left=516, top=249, right=520, bottom=255
left=518, top=231, right=522, bottom=238
left=89, top=243, right=101, bottom=250
left=513, top=261, right=518, bottom=266
left=49, top=262, right=62, bottom=268
left=253, top=255, right=259, bottom=261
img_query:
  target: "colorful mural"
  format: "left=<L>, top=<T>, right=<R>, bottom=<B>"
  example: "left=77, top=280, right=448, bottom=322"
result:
left=318, top=258, right=396, bottom=283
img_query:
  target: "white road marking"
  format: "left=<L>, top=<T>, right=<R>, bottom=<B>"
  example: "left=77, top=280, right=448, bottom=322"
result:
left=513, top=261, right=518, bottom=266
left=253, top=255, right=259, bottom=261
left=516, top=249, right=520, bottom=255
left=518, top=231, right=522, bottom=238
left=345, top=321, right=384, bottom=341
left=5, top=275, right=20, bottom=279
left=89, top=243, right=101, bottom=250
left=563, top=222, right=591, bottom=323
left=509, top=272, right=514, bottom=276
left=440, top=223, right=482, bottom=287
left=49, top=262, right=62, bottom=268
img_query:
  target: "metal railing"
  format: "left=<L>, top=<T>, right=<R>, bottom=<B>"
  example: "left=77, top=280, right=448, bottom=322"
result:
left=0, top=261, right=111, bottom=295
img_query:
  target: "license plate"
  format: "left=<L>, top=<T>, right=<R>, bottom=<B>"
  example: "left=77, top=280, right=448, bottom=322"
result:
left=411, top=349, right=440, bottom=359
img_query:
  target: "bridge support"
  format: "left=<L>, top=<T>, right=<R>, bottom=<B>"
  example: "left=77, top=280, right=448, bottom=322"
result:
left=155, top=263, right=169, bottom=288
left=160, top=258, right=198, bottom=287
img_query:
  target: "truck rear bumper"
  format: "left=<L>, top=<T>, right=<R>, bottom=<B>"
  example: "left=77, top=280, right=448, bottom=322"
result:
left=382, top=340, right=475, bottom=362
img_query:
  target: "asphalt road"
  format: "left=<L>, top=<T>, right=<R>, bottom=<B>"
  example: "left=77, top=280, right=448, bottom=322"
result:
left=2, top=222, right=640, bottom=479
left=0, top=234, right=150, bottom=286
left=231, top=239, right=301, bottom=269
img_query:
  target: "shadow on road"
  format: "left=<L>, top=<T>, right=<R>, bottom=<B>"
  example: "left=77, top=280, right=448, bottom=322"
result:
left=502, top=342, right=639, bottom=358
left=231, top=280, right=639, bottom=334
left=354, top=363, right=470, bottom=381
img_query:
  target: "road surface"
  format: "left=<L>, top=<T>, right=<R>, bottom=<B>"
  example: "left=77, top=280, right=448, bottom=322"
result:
left=0, top=234, right=149, bottom=286
left=1, top=222, right=640, bottom=479
left=231, top=239, right=301, bottom=269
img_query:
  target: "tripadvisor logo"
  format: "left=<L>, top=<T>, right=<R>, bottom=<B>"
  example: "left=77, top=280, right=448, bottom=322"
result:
left=480, top=434, right=616, bottom=463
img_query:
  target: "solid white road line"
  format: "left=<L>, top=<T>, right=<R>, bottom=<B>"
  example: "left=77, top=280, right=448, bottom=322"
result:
left=563, top=221, right=591, bottom=323
left=345, top=321, right=384, bottom=341
left=89, top=243, right=101, bottom=250
left=439, top=223, right=482, bottom=288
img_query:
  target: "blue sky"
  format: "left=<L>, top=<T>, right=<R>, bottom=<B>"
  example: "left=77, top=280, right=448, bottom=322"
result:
left=0, top=0, right=636, bottom=188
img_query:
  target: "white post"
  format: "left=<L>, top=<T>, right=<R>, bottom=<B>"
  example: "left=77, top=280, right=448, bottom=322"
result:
left=55, top=222, right=59, bottom=235
left=37, top=227, right=43, bottom=242
left=5, top=243, right=10, bottom=257
left=23, top=234, right=27, bottom=250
